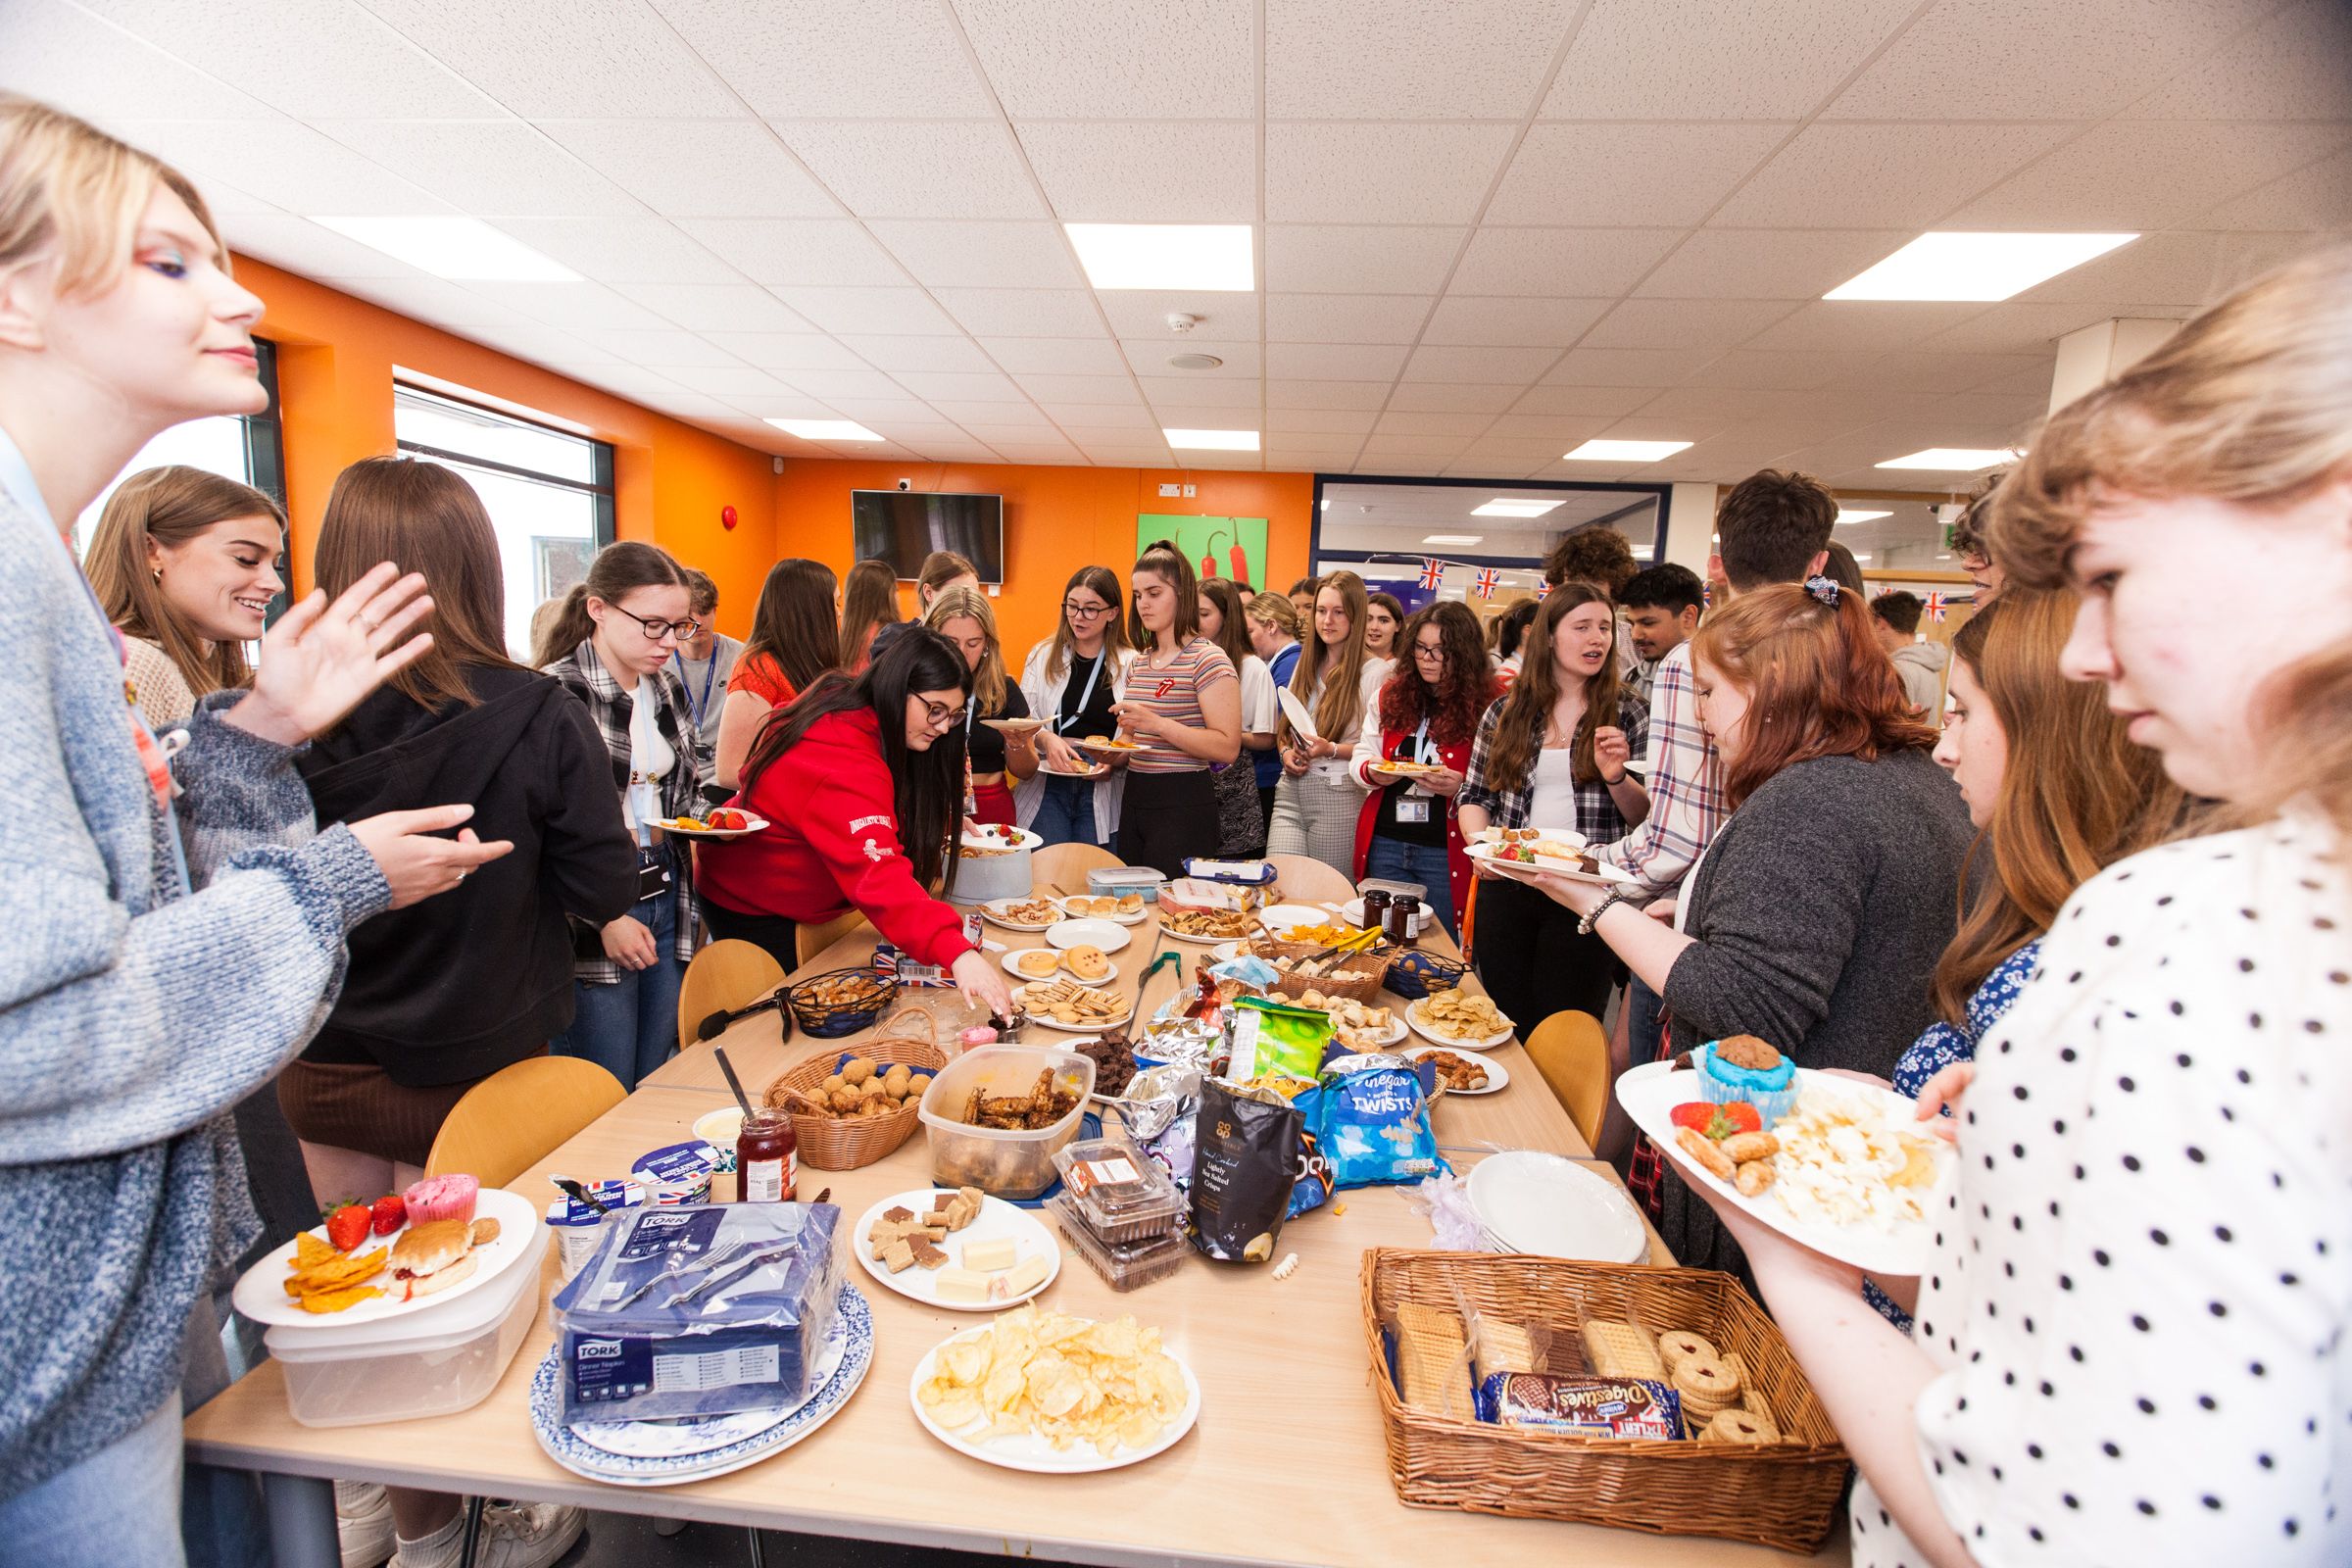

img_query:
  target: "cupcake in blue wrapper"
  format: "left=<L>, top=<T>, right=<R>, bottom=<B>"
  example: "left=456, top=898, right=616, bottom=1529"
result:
left=1695, top=1035, right=1797, bottom=1127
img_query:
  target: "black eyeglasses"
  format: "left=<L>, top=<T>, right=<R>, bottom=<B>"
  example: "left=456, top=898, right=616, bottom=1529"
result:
left=608, top=604, right=701, bottom=643
left=1412, top=642, right=1447, bottom=661
left=918, top=698, right=970, bottom=731
left=1063, top=600, right=1113, bottom=619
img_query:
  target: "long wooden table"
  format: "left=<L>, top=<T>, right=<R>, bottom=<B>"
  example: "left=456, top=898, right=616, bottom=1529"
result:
left=187, top=904, right=1847, bottom=1567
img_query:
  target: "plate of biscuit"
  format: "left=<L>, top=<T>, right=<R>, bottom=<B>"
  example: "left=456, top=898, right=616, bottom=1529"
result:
left=852, top=1188, right=1057, bottom=1312
left=1013, top=978, right=1134, bottom=1032
left=1055, top=893, right=1148, bottom=925
left=1002, top=945, right=1116, bottom=987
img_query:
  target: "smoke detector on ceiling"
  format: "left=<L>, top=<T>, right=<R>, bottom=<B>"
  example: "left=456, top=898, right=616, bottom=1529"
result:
left=1165, top=312, right=1200, bottom=333
left=1167, top=351, right=1223, bottom=370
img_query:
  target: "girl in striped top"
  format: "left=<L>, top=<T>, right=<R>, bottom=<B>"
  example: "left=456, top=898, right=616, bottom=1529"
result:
left=1109, top=540, right=1240, bottom=876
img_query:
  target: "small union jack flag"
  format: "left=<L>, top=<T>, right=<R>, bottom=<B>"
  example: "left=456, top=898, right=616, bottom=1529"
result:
left=1418, top=558, right=1446, bottom=590
left=1923, top=591, right=1949, bottom=622
left=1535, top=581, right=1550, bottom=600
left=1702, top=583, right=1714, bottom=609
left=1474, top=567, right=1500, bottom=599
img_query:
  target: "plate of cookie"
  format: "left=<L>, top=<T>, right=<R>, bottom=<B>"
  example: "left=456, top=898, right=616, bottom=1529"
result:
left=1045, top=917, right=1132, bottom=955
left=852, top=1188, right=1058, bottom=1312
left=1014, top=978, right=1134, bottom=1033
left=1001, top=946, right=1116, bottom=988
left=979, top=897, right=1063, bottom=932
left=1054, top=893, right=1148, bottom=926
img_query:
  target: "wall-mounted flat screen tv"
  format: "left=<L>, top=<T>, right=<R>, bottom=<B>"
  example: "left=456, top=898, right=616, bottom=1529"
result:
left=850, top=490, right=1005, bottom=584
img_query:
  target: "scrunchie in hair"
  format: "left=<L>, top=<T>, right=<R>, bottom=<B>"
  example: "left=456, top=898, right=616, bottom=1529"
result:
left=1803, top=575, right=1840, bottom=606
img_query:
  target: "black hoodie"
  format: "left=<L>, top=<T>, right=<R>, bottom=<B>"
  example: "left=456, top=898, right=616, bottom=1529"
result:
left=298, top=665, right=640, bottom=1086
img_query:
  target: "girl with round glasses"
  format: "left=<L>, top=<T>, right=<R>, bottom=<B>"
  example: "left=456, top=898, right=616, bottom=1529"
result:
left=1015, top=566, right=1134, bottom=847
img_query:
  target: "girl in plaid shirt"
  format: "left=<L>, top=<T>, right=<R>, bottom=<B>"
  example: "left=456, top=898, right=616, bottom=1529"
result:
left=1459, top=585, right=1648, bottom=1036
left=537, top=543, right=704, bottom=1090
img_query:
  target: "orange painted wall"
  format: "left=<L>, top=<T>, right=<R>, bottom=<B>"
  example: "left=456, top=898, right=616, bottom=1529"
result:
left=772, top=461, right=1316, bottom=665
left=231, top=257, right=779, bottom=637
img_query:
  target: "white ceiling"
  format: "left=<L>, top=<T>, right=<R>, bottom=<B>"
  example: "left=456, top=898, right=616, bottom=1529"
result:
left=10, top=0, right=2348, bottom=486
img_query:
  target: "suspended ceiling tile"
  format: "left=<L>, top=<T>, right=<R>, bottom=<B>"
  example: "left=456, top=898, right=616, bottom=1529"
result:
left=1268, top=408, right=1381, bottom=435
left=316, top=274, right=512, bottom=326
left=1399, top=343, right=1558, bottom=383
left=612, top=283, right=813, bottom=332
left=1123, top=340, right=1262, bottom=378
left=583, top=328, right=747, bottom=368
left=1266, top=342, right=1412, bottom=380
left=540, top=122, right=839, bottom=218
left=892, top=370, right=1029, bottom=402
left=1581, top=298, right=1798, bottom=350
left=493, top=218, right=741, bottom=284
left=834, top=336, right=998, bottom=374
left=656, top=363, right=796, bottom=397
left=1825, top=0, right=2257, bottom=122
left=1135, top=375, right=1261, bottom=408
left=2119, top=0, right=2352, bottom=122
left=1357, top=433, right=1474, bottom=458
left=674, top=220, right=906, bottom=286
left=119, top=119, right=454, bottom=216
left=1050, top=402, right=1159, bottom=428
left=1095, top=292, right=1259, bottom=343
left=320, top=120, right=639, bottom=216
left=466, top=280, right=678, bottom=331
left=1447, top=226, right=1683, bottom=296
left=1264, top=225, right=1468, bottom=294
left=1266, top=0, right=1582, bottom=120
left=1263, top=375, right=1393, bottom=408
left=1543, top=0, right=1922, bottom=121
left=1945, top=121, right=2352, bottom=231
left=979, top=337, right=1132, bottom=375
left=866, top=220, right=1086, bottom=289
left=1265, top=122, right=1519, bottom=224
left=647, top=0, right=998, bottom=118
left=1374, top=410, right=1497, bottom=437
left=1420, top=296, right=1609, bottom=347
left=704, top=333, right=870, bottom=370
left=8, top=0, right=279, bottom=122
left=774, top=122, right=1048, bottom=220
left=223, top=214, right=430, bottom=279
left=1682, top=349, right=1885, bottom=392
left=1012, top=374, right=1144, bottom=404
left=1708, top=122, right=2072, bottom=229
left=2193, top=148, right=2352, bottom=231
left=932, top=288, right=1108, bottom=338
left=362, top=0, right=740, bottom=118
left=768, top=368, right=912, bottom=400
left=1541, top=347, right=1723, bottom=386
left=818, top=397, right=941, bottom=422
left=1637, top=228, right=1911, bottom=300
left=1014, top=122, right=1260, bottom=222
left=1385, top=382, right=1527, bottom=413
left=75, top=0, right=503, bottom=119
left=769, top=286, right=961, bottom=335
left=1486, top=122, right=1788, bottom=226
left=955, top=0, right=1256, bottom=119
left=1265, top=295, right=1434, bottom=345
left=1740, top=301, right=1989, bottom=354
left=1502, top=385, right=1651, bottom=417
left=1919, top=300, right=2145, bottom=355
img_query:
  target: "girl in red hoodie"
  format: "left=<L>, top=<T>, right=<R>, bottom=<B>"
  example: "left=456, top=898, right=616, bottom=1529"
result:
left=698, top=626, right=1015, bottom=1015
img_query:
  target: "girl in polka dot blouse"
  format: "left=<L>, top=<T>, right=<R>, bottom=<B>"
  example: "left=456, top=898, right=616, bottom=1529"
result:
left=1676, top=251, right=2352, bottom=1568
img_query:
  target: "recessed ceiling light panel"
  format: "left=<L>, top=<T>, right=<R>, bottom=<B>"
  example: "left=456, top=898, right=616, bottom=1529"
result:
left=1066, top=223, right=1254, bottom=291
left=312, top=216, right=581, bottom=282
left=1562, top=439, right=1690, bottom=462
left=765, top=418, right=882, bottom=442
left=1875, top=447, right=2021, bottom=471
left=1470, top=499, right=1564, bottom=517
left=1421, top=534, right=1484, bottom=546
left=1835, top=509, right=1891, bottom=525
left=1163, top=427, right=1259, bottom=451
left=1826, top=231, right=2136, bottom=302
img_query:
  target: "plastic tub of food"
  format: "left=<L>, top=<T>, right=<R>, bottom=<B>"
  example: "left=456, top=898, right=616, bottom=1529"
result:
left=1086, top=866, right=1167, bottom=903
left=1052, top=1137, right=1187, bottom=1244
left=265, top=1219, right=549, bottom=1428
left=916, top=1046, right=1095, bottom=1200
left=1046, top=1196, right=1190, bottom=1291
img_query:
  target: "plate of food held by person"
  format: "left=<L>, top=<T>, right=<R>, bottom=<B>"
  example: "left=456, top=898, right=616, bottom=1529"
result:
left=658, top=808, right=767, bottom=840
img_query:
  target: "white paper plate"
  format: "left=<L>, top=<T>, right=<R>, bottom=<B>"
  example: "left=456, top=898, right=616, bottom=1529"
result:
left=980, top=718, right=1047, bottom=737
left=1071, top=736, right=1148, bottom=760
left=1046, top=917, right=1132, bottom=954
left=569, top=1306, right=852, bottom=1459
left=1014, top=983, right=1133, bottom=1032
left=1405, top=997, right=1515, bottom=1053
left=1054, top=895, right=1148, bottom=926
left=1622, top=759, right=1652, bottom=774
left=1159, top=919, right=1249, bottom=945
left=1405, top=1045, right=1508, bottom=1096
left=232, top=1187, right=538, bottom=1330
left=657, top=813, right=768, bottom=841
left=961, top=826, right=1042, bottom=852
left=851, top=1191, right=1060, bottom=1313
left=979, top=898, right=1062, bottom=933
left=1276, top=688, right=1320, bottom=742
left=908, top=1322, right=1201, bottom=1473
left=1615, top=1061, right=1948, bottom=1277
left=1465, top=840, right=1633, bottom=887
left=1000, top=949, right=1114, bottom=987
left=1255, top=904, right=1332, bottom=938
left=1467, top=1151, right=1646, bottom=1263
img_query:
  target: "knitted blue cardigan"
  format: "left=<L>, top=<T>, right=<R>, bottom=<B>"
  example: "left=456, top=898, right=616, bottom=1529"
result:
left=0, top=482, right=390, bottom=1499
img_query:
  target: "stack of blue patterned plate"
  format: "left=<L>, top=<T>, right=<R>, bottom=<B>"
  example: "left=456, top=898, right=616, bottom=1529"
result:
left=528, top=1284, right=872, bottom=1487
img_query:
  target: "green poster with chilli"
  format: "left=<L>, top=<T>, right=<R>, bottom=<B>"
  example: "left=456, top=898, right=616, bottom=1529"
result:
left=1137, top=514, right=1269, bottom=590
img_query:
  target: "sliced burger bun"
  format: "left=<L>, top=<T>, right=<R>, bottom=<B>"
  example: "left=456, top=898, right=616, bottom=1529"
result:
left=390, top=1218, right=473, bottom=1279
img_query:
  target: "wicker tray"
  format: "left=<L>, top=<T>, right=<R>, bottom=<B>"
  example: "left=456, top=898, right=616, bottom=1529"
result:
left=1360, top=1249, right=1848, bottom=1553
left=1237, top=936, right=1395, bottom=1005
left=764, top=1033, right=948, bottom=1172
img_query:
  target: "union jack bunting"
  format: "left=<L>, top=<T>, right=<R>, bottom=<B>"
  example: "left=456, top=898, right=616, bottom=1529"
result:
left=1923, top=591, right=1949, bottom=622
left=1535, top=581, right=1550, bottom=600
left=1418, top=558, right=1446, bottom=590
left=1474, top=566, right=1501, bottom=599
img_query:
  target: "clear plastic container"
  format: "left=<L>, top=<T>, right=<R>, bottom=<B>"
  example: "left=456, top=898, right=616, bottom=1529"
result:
left=1046, top=1196, right=1190, bottom=1291
left=1052, top=1138, right=1187, bottom=1244
left=1086, top=866, right=1167, bottom=903
left=265, top=1220, right=549, bottom=1428
left=917, top=1046, right=1095, bottom=1200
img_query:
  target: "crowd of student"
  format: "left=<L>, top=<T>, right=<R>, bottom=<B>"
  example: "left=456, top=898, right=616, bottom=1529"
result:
left=1, top=95, right=2346, bottom=1568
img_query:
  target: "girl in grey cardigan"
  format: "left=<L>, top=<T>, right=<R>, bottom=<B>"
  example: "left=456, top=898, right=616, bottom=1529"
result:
left=1507, top=579, right=1972, bottom=1286
left=0, top=98, right=508, bottom=1565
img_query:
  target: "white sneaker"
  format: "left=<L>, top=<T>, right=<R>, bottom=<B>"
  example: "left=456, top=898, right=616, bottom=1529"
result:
left=391, top=1502, right=584, bottom=1568
left=336, top=1481, right=395, bottom=1568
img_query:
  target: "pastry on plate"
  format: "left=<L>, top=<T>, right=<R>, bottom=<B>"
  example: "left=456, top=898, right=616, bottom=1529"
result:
left=1064, top=944, right=1110, bottom=981
left=1014, top=949, right=1061, bottom=979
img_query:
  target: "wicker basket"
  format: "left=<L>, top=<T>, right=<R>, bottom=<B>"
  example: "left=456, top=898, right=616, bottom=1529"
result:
left=1360, top=1249, right=1849, bottom=1553
left=764, top=1030, right=949, bottom=1172
left=1236, top=936, right=1395, bottom=1005
left=1384, top=949, right=1469, bottom=1001
left=784, top=966, right=898, bottom=1039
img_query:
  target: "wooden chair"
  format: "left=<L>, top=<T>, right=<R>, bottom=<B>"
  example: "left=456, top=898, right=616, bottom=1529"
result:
left=1264, top=852, right=1357, bottom=907
left=677, top=938, right=786, bottom=1053
left=424, top=1056, right=626, bottom=1186
left=1521, top=1009, right=1611, bottom=1151
left=794, top=910, right=872, bottom=968
left=1030, top=841, right=1120, bottom=897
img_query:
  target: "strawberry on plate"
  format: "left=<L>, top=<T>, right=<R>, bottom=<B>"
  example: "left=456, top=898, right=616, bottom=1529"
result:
left=324, top=1203, right=372, bottom=1252
left=370, top=1195, right=407, bottom=1236
left=1669, top=1101, right=1762, bottom=1140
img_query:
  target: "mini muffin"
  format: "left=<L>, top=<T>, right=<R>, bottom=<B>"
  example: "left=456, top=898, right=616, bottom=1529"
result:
left=1695, top=1034, right=1798, bottom=1125
left=1064, top=944, right=1110, bottom=981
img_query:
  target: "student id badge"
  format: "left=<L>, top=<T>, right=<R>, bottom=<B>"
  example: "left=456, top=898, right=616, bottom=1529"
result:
left=1395, top=797, right=1432, bottom=824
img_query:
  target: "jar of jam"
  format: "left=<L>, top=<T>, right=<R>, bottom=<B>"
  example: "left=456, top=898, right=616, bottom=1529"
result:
left=1384, top=894, right=1422, bottom=948
left=1360, top=889, right=1392, bottom=934
left=737, top=1109, right=796, bottom=1202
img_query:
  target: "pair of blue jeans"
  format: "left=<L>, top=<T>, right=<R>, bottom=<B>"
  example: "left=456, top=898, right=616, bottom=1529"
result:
left=1360, top=834, right=1459, bottom=944
left=0, top=1396, right=184, bottom=1568
left=555, top=878, right=682, bottom=1092
left=1029, top=773, right=1101, bottom=847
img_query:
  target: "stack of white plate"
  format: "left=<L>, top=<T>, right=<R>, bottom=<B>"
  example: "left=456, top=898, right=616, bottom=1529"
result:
left=1466, top=1151, right=1647, bottom=1264
left=527, top=1284, right=872, bottom=1487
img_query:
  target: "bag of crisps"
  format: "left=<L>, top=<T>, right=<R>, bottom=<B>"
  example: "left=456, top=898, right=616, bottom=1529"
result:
left=1228, top=996, right=1328, bottom=1082
left=1188, top=1079, right=1301, bottom=1263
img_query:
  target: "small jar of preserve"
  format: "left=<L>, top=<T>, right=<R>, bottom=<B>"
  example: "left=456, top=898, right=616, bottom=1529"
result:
left=1384, top=895, right=1422, bottom=948
left=1360, top=888, right=1392, bottom=934
left=737, top=1110, right=797, bottom=1202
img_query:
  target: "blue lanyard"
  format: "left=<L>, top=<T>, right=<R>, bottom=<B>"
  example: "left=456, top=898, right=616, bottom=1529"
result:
left=1054, top=652, right=1105, bottom=735
left=684, top=650, right=719, bottom=729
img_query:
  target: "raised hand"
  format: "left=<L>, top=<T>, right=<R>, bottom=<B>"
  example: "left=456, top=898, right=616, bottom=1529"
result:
left=229, top=563, right=435, bottom=746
